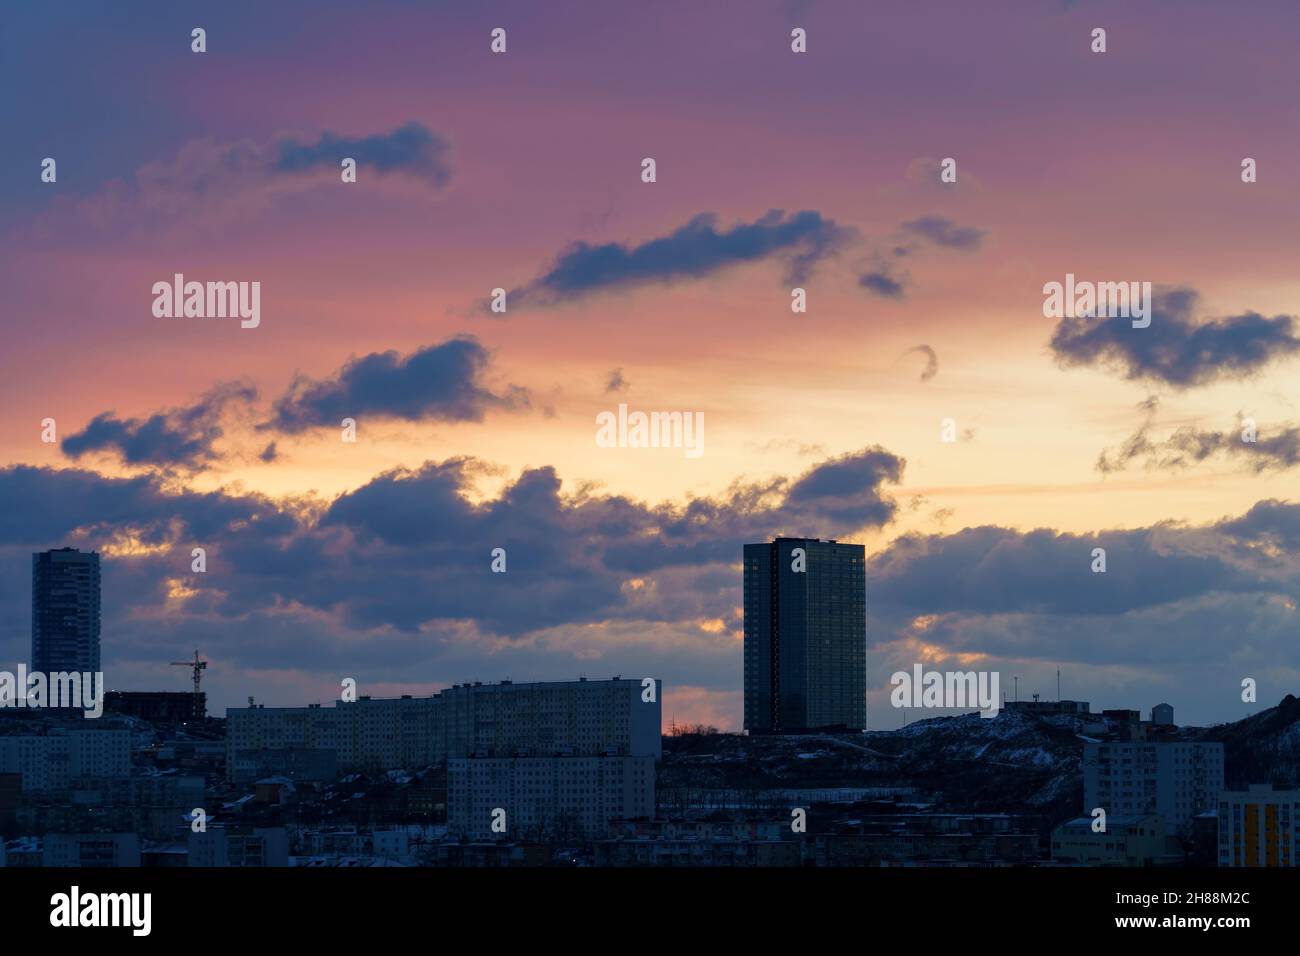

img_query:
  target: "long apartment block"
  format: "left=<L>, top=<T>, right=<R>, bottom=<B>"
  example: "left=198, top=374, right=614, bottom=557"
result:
left=226, top=677, right=662, bottom=779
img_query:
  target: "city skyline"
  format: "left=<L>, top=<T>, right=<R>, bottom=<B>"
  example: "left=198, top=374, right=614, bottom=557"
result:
left=9, top=536, right=1289, bottom=732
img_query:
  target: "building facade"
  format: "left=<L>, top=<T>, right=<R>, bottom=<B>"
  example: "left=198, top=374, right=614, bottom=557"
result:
left=104, top=691, right=205, bottom=722
left=189, top=826, right=290, bottom=867
left=226, top=677, right=662, bottom=778
left=1218, top=784, right=1299, bottom=867
left=1083, top=740, right=1224, bottom=836
left=31, top=548, right=101, bottom=675
left=1051, top=814, right=1166, bottom=866
left=42, top=833, right=139, bottom=867
left=0, top=728, right=131, bottom=791
left=1003, top=699, right=1091, bottom=716
left=744, top=538, right=866, bottom=733
left=228, top=678, right=663, bottom=839
left=447, top=754, right=655, bottom=839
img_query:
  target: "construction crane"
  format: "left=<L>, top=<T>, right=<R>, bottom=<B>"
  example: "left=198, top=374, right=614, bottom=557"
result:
left=171, top=650, right=208, bottom=696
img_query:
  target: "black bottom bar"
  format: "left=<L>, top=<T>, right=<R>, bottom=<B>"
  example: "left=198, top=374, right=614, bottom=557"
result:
left=1, top=866, right=1277, bottom=940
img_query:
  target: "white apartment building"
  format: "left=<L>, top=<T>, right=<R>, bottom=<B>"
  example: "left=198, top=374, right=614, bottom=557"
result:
left=0, top=728, right=131, bottom=791
left=226, top=677, right=662, bottom=779
left=43, top=832, right=139, bottom=867
left=189, top=826, right=290, bottom=867
left=1218, top=784, right=1299, bottom=867
left=447, top=754, right=655, bottom=839
left=1083, top=740, right=1224, bottom=836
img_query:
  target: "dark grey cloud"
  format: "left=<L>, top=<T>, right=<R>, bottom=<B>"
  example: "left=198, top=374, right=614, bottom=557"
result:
left=0, top=465, right=294, bottom=547
left=30, top=122, right=457, bottom=244
left=858, top=216, right=983, bottom=300
left=870, top=524, right=1251, bottom=618
left=3, top=460, right=1298, bottom=728
left=0, top=444, right=903, bottom=643
left=863, top=507, right=1300, bottom=714
left=1217, top=499, right=1300, bottom=552
left=603, top=447, right=905, bottom=574
left=3, top=447, right=894, bottom=719
left=325, top=445, right=906, bottom=586
left=61, top=382, right=256, bottom=470
left=860, top=270, right=906, bottom=299
left=274, top=122, right=452, bottom=188
left=1051, top=288, right=1300, bottom=388
left=604, top=368, right=629, bottom=394
left=900, top=344, right=939, bottom=381
left=782, top=448, right=904, bottom=529
left=1099, top=413, right=1300, bottom=475
left=507, top=209, right=852, bottom=307
left=900, top=215, right=985, bottom=251
left=265, top=337, right=529, bottom=434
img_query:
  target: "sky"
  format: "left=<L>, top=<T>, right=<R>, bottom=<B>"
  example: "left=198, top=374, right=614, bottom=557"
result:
left=2, top=0, right=1299, bottom=730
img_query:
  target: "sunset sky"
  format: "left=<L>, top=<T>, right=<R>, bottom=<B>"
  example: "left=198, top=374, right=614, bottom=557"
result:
left=3, top=0, right=1299, bottom=729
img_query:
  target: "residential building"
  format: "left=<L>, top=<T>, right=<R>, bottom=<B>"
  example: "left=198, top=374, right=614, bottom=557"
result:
left=43, top=832, right=139, bottom=867
left=743, top=538, right=866, bottom=733
left=31, top=548, right=101, bottom=675
left=0, top=727, right=131, bottom=791
left=189, top=825, right=289, bottom=867
left=1051, top=813, right=1166, bottom=866
left=225, top=677, right=661, bottom=779
left=104, top=691, right=205, bottom=722
left=1003, top=699, right=1091, bottom=716
left=1218, top=784, right=1299, bottom=867
left=447, top=754, right=655, bottom=839
left=1083, top=740, right=1224, bottom=836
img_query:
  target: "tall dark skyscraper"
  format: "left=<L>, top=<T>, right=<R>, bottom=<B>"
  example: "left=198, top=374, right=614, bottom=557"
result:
left=744, top=538, right=866, bottom=733
left=32, top=548, right=101, bottom=674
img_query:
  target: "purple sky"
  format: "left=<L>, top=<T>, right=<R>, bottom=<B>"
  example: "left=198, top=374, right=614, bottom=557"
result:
left=2, top=0, right=1299, bottom=729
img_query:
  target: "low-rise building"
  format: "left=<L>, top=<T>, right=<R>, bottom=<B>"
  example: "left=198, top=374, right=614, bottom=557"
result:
left=448, top=754, right=654, bottom=839
left=104, top=691, right=205, bottom=722
left=43, top=832, right=140, bottom=867
left=1051, top=813, right=1166, bottom=866
left=1003, top=699, right=1091, bottom=716
left=189, top=825, right=289, bottom=867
